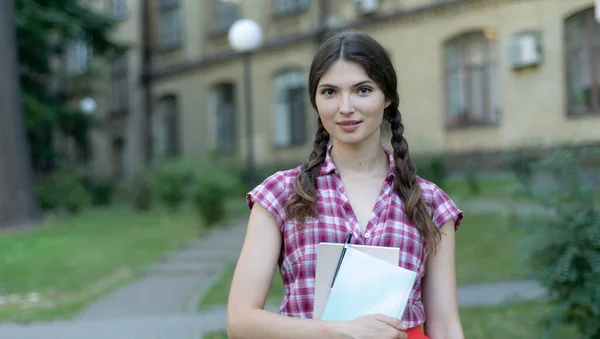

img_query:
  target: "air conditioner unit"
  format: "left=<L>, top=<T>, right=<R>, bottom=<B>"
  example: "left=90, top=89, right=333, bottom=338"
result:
left=507, top=32, right=542, bottom=69
left=356, top=0, right=379, bottom=14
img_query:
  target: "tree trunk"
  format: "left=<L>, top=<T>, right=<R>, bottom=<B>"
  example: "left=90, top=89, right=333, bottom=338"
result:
left=0, top=0, right=42, bottom=228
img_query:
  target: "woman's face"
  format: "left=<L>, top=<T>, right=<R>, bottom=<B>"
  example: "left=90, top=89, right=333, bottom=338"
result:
left=315, top=59, right=390, bottom=147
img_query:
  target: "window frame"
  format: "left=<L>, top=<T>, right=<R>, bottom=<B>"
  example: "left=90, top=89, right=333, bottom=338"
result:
left=272, top=69, right=308, bottom=147
left=443, top=31, right=500, bottom=128
left=210, top=0, right=240, bottom=36
left=272, top=0, right=310, bottom=18
left=157, top=0, right=183, bottom=51
left=110, top=53, right=129, bottom=116
left=565, top=8, right=600, bottom=117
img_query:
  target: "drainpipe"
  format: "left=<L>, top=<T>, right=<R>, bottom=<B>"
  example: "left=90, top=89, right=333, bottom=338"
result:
left=140, top=0, right=153, bottom=166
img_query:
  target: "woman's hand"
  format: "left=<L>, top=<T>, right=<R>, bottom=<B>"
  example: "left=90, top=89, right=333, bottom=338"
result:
left=328, top=313, right=408, bottom=339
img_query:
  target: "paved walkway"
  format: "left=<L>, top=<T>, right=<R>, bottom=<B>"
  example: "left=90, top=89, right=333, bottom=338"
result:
left=0, top=201, right=549, bottom=338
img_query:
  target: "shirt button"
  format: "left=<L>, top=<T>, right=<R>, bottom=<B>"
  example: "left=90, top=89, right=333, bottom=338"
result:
left=364, top=231, right=371, bottom=239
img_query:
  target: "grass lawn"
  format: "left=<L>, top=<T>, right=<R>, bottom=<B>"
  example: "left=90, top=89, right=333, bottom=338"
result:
left=202, top=301, right=575, bottom=339
left=443, top=175, right=521, bottom=200
left=0, top=205, right=207, bottom=322
left=198, top=212, right=528, bottom=310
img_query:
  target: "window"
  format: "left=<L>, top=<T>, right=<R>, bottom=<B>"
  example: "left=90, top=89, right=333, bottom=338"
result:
left=212, top=0, right=239, bottom=34
left=111, top=54, right=129, bottom=114
left=444, top=31, right=499, bottom=126
left=274, top=0, right=309, bottom=16
left=566, top=8, right=600, bottom=116
left=66, top=38, right=92, bottom=75
left=154, top=95, right=180, bottom=158
left=273, top=70, right=307, bottom=146
left=158, top=0, right=182, bottom=49
left=210, top=84, right=237, bottom=153
left=110, top=0, right=127, bottom=19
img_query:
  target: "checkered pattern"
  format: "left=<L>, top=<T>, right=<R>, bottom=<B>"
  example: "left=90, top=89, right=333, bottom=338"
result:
left=246, top=145, right=463, bottom=329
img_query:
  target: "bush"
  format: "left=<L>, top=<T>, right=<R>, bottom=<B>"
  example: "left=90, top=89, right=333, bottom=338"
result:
left=191, top=162, right=244, bottom=227
left=465, top=165, right=480, bottom=195
left=151, top=159, right=192, bottom=211
left=414, top=155, right=448, bottom=189
left=508, top=150, right=538, bottom=194
left=87, top=177, right=115, bottom=206
left=131, top=171, right=153, bottom=212
left=35, top=169, right=88, bottom=214
left=513, top=147, right=600, bottom=338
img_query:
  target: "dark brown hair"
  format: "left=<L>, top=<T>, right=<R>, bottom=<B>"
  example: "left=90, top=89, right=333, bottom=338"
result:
left=285, top=29, right=441, bottom=254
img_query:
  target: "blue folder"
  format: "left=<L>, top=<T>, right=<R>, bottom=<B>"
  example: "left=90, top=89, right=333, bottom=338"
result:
left=320, top=246, right=418, bottom=321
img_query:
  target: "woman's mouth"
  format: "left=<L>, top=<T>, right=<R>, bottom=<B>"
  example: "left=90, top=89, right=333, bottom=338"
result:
left=337, top=120, right=361, bottom=132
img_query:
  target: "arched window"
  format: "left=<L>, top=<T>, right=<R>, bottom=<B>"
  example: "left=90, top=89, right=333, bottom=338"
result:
left=210, top=83, right=237, bottom=153
left=444, top=31, right=499, bottom=126
left=155, top=95, right=180, bottom=158
left=566, top=8, right=600, bottom=115
left=273, top=69, right=307, bottom=147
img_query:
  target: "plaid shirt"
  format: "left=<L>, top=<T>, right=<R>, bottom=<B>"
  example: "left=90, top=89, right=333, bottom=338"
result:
left=246, top=145, right=463, bottom=328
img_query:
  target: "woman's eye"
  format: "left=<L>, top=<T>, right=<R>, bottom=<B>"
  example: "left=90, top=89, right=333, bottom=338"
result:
left=358, top=87, right=372, bottom=94
left=322, top=89, right=335, bottom=96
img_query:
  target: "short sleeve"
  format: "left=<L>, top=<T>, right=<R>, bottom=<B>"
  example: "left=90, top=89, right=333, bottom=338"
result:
left=430, top=184, right=463, bottom=231
left=246, top=170, right=295, bottom=229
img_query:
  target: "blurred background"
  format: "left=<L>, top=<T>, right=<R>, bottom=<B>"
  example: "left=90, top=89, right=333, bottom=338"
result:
left=1, top=0, right=599, bottom=338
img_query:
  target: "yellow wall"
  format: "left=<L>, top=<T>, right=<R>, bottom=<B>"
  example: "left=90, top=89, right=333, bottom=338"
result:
left=99, top=0, right=600, bottom=176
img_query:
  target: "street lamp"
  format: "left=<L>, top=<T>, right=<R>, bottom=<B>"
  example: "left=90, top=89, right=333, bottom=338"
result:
left=228, top=18, right=263, bottom=186
left=79, top=97, right=97, bottom=115
left=79, top=97, right=97, bottom=163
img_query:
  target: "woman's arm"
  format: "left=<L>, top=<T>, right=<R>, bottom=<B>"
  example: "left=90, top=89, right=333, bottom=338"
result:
left=226, top=203, right=340, bottom=339
left=422, top=221, right=464, bottom=339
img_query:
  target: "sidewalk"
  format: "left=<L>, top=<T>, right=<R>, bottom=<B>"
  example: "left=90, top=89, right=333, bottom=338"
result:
left=76, top=218, right=247, bottom=319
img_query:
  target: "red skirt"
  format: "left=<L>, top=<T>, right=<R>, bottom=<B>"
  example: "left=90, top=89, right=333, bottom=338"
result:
left=405, top=326, right=428, bottom=339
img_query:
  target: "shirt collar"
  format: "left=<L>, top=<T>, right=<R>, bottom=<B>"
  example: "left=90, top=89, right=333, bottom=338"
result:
left=319, top=143, right=396, bottom=180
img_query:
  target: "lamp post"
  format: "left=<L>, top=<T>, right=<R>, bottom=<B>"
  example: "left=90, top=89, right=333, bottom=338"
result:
left=79, top=97, right=97, bottom=164
left=228, top=18, right=263, bottom=186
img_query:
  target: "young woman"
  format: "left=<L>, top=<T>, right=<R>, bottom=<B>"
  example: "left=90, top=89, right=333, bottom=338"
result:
left=227, top=29, right=464, bottom=339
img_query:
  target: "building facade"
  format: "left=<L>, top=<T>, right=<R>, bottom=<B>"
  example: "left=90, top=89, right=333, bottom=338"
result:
left=93, top=0, right=600, bottom=178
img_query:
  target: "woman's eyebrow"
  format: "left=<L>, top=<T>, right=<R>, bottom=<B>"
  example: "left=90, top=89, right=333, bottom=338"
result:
left=318, top=80, right=376, bottom=89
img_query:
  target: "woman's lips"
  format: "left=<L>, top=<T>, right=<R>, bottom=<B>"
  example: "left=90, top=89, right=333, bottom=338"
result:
left=337, top=120, right=361, bottom=132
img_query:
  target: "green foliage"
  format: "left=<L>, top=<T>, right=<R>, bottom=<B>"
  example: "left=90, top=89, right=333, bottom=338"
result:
left=508, top=150, right=538, bottom=195
left=131, top=171, right=153, bottom=212
left=465, top=166, right=481, bottom=196
left=414, top=155, right=448, bottom=188
left=86, top=177, right=115, bottom=206
left=191, top=163, right=245, bottom=226
left=34, top=168, right=88, bottom=214
left=151, top=159, right=192, bottom=211
left=512, top=147, right=600, bottom=339
left=15, top=0, right=126, bottom=172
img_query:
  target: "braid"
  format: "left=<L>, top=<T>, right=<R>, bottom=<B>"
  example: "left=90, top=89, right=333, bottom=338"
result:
left=285, top=117, right=330, bottom=224
left=387, top=108, right=441, bottom=255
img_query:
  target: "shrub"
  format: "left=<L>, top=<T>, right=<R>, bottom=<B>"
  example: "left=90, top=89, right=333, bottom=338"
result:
left=35, top=169, right=89, bottom=214
left=465, top=165, right=480, bottom=195
left=513, top=147, right=600, bottom=338
left=414, top=155, right=448, bottom=189
left=131, top=171, right=152, bottom=212
left=508, top=149, right=538, bottom=195
left=191, top=162, right=244, bottom=227
left=87, top=177, right=115, bottom=206
left=151, top=159, right=192, bottom=211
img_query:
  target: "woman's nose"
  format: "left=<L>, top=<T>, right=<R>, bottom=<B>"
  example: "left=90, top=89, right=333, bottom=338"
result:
left=338, top=94, right=355, bottom=115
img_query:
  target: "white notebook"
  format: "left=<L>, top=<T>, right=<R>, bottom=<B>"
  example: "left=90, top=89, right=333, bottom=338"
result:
left=319, top=246, right=417, bottom=321
left=314, top=242, right=400, bottom=319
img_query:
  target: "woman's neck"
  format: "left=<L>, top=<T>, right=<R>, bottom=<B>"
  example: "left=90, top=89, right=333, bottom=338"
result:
left=330, top=136, right=388, bottom=176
